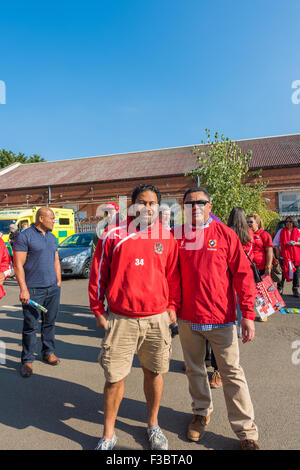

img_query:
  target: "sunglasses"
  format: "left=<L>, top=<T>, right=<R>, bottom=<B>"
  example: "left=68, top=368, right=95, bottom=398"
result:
left=184, top=200, right=210, bottom=207
left=247, top=221, right=254, bottom=225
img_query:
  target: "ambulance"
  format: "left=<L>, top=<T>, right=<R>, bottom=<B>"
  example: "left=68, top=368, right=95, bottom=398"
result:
left=0, top=207, right=75, bottom=248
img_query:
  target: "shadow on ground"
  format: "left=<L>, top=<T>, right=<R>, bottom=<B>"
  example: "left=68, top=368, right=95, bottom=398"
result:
left=0, top=365, right=238, bottom=450
left=0, top=305, right=185, bottom=371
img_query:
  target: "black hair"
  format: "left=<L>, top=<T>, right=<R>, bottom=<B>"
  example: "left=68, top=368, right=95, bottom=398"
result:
left=183, top=187, right=211, bottom=202
left=131, top=184, right=161, bottom=205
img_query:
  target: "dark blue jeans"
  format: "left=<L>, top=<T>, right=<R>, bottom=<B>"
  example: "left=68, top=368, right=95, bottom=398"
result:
left=21, top=284, right=61, bottom=364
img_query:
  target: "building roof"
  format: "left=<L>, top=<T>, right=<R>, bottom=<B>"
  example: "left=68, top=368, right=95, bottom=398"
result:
left=0, top=134, right=299, bottom=190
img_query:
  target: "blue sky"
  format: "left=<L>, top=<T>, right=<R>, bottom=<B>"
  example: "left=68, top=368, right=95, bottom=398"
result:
left=0, top=0, right=300, bottom=162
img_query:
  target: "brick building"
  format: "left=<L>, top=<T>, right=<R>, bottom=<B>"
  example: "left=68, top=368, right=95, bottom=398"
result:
left=0, top=133, right=299, bottom=221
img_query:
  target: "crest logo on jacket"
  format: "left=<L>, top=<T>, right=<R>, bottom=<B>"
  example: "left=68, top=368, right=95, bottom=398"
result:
left=154, top=242, right=164, bottom=254
left=207, top=239, right=217, bottom=251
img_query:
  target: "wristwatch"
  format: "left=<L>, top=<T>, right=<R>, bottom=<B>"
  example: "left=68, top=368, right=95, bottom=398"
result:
left=265, top=265, right=271, bottom=269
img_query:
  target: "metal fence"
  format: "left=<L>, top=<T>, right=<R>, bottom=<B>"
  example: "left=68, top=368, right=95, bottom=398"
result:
left=75, top=222, right=97, bottom=233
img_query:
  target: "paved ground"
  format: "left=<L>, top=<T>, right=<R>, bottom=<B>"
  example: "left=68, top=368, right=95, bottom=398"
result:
left=0, top=277, right=299, bottom=450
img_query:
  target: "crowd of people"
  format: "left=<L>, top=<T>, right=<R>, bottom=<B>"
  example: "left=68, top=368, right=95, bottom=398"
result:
left=0, top=185, right=299, bottom=452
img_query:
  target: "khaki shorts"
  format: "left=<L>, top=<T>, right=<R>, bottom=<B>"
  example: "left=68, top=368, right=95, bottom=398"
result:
left=98, top=311, right=172, bottom=383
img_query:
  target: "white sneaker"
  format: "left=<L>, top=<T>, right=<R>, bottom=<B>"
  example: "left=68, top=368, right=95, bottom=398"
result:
left=147, top=426, right=168, bottom=450
left=95, top=433, right=117, bottom=450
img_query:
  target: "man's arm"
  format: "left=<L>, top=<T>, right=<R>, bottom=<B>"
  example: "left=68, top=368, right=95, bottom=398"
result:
left=13, top=251, right=30, bottom=304
left=165, top=239, right=181, bottom=324
left=55, top=252, right=62, bottom=286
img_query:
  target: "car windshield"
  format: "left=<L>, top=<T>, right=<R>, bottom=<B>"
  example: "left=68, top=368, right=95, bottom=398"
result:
left=0, top=219, right=17, bottom=234
left=59, top=233, right=93, bottom=248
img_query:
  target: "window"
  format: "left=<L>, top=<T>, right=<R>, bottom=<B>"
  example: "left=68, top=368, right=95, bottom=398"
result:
left=161, top=197, right=178, bottom=208
left=278, top=191, right=300, bottom=215
left=19, top=220, right=29, bottom=230
left=0, top=219, right=17, bottom=234
left=59, top=233, right=93, bottom=247
left=59, top=218, right=70, bottom=225
left=160, top=197, right=180, bottom=227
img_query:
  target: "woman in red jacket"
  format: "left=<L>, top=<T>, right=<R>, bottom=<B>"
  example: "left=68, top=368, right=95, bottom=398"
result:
left=246, top=213, right=273, bottom=322
left=247, top=213, right=273, bottom=277
left=279, top=217, right=300, bottom=297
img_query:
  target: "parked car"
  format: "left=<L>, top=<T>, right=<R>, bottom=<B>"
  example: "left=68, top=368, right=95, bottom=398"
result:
left=58, top=232, right=94, bottom=278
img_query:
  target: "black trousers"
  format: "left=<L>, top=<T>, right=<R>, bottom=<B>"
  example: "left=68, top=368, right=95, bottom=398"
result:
left=278, top=264, right=300, bottom=290
left=205, top=340, right=218, bottom=370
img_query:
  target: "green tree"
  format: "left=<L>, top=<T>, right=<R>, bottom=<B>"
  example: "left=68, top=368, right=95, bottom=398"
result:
left=0, top=149, right=45, bottom=169
left=187, top=130, right=278, bottom=225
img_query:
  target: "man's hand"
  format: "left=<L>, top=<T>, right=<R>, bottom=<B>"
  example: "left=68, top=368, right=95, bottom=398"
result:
left=0, top=272, right=5, bottom=286
left=241, top=318, right=255, bottom=343
left=20, top=288, right=30, bottom=305
left=167, top=308, right=177, bottom=324
left=95, top=313, right=109, bottom=329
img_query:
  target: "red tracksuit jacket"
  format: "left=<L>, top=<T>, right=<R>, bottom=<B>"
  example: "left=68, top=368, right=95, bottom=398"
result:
left=175, top=220, right=256, bottom=323
left=89, top=218, right=181, bottom=318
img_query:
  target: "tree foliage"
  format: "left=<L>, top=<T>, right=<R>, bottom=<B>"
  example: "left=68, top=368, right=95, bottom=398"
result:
left=0, top=149, right=45, bottom=169
left=187, top=129, right=278, bottom=225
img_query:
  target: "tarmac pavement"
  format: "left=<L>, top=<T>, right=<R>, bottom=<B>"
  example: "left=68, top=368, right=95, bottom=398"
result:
left=0, top=277, right=299, bottom=450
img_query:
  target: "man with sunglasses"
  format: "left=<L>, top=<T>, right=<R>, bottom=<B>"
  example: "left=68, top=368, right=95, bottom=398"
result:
left=175, top=187, right=259, bottom=450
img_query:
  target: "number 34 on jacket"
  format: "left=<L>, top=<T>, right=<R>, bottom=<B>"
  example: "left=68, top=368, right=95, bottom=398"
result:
left=88, top=218, right=181, bottom=319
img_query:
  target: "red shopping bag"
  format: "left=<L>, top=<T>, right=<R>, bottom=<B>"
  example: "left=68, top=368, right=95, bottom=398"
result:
left=254, top=275, right=286, bottom=320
